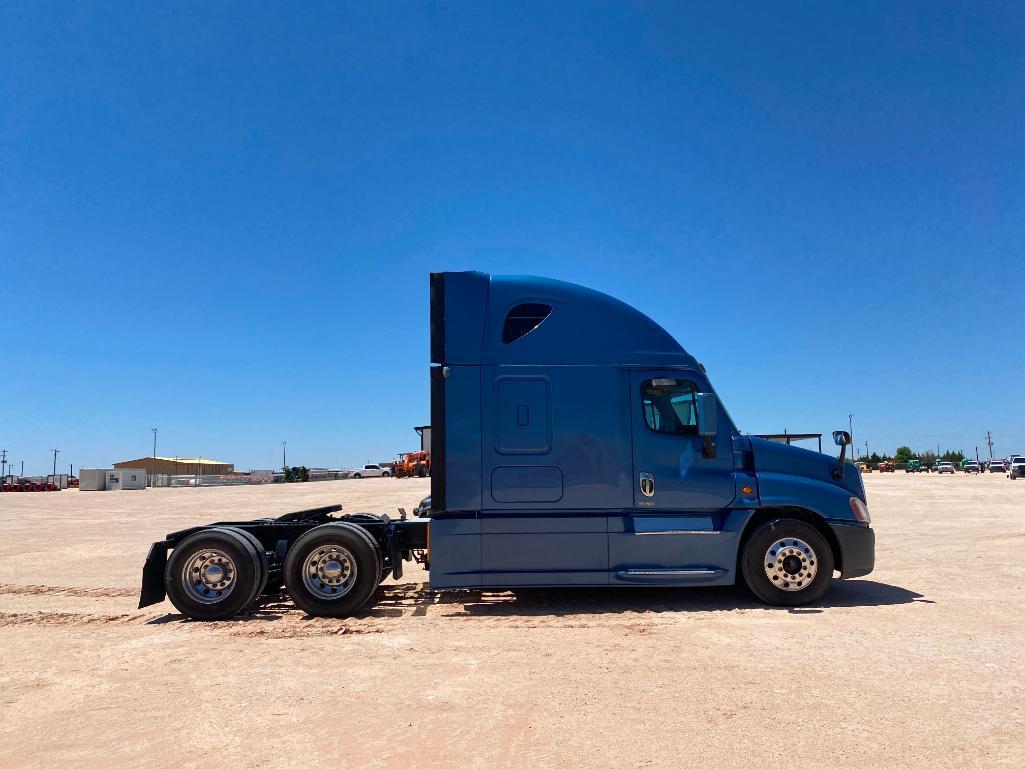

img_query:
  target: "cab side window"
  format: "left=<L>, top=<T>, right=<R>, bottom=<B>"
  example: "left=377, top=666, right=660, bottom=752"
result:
left=641, top=379, right=698, bottom=436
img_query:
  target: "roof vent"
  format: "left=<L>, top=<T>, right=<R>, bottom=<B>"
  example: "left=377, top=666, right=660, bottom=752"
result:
left=501, top=303, right=552, bottom=344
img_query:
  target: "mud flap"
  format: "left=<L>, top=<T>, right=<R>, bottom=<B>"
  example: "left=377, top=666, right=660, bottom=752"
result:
left=138, top=541, right=169, bottom=608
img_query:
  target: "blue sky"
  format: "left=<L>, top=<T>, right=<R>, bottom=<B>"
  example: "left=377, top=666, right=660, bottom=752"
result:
left=2, top=2, right=1023, bottom=474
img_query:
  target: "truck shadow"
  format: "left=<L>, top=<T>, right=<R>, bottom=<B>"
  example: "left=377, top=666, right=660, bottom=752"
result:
left=147, top=579, right=928, bottom=625
left=364, top=579, right=929, bottom=618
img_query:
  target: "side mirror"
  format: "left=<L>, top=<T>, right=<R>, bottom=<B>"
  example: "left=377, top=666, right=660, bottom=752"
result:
left=696, top=393, right=717, bottom=459
left=696, top=393, right=718, bottom=437
left=833, top=430, right=852, bottom=447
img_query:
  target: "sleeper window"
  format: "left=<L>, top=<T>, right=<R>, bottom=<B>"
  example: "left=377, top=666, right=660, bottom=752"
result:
left=502, top=303, right=552, bottom=343
left=641, top=379, right=698, bottom=435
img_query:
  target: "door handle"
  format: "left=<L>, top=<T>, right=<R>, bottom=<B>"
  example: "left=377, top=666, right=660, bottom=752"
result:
left=639, top=472, right=655, bottom=497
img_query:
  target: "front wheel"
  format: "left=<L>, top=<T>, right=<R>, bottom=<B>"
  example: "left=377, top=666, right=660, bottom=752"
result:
left=381, top=471, right=390, bottom=478
left=740, top=519, right=834, bottom=606
left=352, top=473, right=362, bottom=479
left=284, top=523, right=382, bottom=617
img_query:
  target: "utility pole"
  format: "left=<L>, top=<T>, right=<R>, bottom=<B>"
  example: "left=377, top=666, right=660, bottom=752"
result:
left=1, top=448, right=6, bottom=490
left=865, top=440, right=869, bottom=460
left=151, top=427, right=158, bottom=487
left=52, top=449, right=59, bottom=480
left=282, top=441, right=287, bottom=471
left=975, top=446, right=979, bottom=462
left=986, top=431, right=994, bottom=460
left=848, top=413, right=854, bottom=452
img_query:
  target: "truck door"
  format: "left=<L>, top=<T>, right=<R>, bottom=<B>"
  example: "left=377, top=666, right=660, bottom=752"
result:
left=610, top=371, right=738, bottom=580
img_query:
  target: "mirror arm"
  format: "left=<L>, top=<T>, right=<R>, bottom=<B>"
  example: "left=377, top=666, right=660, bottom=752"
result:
left=832, top=443, right=846, bottom=480
left=702, top=435, right=716, bottom=460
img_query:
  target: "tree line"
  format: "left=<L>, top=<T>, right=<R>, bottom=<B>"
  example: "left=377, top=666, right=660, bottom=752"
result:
left=863, top=447, right=967, bottom=465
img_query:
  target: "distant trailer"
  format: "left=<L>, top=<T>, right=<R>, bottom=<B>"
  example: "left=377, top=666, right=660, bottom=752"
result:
left=79, top=468, right=111, bottom=491
left=108, top=469, right=147, bottom=490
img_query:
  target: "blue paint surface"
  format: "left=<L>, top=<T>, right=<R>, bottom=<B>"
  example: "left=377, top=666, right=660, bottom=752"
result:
left=428, top=272, right=873, bottom=589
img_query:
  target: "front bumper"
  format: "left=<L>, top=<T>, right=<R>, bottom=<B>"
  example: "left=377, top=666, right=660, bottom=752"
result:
left=829, top=522, right=875, bottom=579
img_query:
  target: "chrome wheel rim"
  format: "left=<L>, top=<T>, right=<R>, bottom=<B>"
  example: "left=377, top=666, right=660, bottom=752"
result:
left=302, top=545, right=357, bottom=600
left=182, top=548, right=237, bottom=604
left=764, top=537, right=818, bottom=592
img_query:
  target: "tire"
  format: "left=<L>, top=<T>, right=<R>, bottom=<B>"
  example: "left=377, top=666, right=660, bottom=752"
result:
left=416, top=464, right=427, bottom=478
left=381, top=471, right=390, bottom=478
left=284, top=523, right=382, bottom=617
left=221, top=526, right=269, bottom=603
left=740, top=519, right=834, bottom=606
left=164, top=528, right=264, bottom=620
left=353, top=473, right=362, bottom=479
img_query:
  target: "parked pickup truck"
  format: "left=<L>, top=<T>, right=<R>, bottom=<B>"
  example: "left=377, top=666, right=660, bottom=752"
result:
left=1008, top=457, right=1025, bottom=480
left=350, top=464, right=391, bottom=479
left=934, top=461, right=955, bottom=475
left=905, top=459, right=922, bottom=473
left=962, top=461, right=981, bottom=474
left=138, top=271, right=874, bottom=620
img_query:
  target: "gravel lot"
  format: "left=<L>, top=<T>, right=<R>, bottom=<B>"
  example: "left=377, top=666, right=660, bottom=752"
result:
left=1, top=474, right=1022, bottom=769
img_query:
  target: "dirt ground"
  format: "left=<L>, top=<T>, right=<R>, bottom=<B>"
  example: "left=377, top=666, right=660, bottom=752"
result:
left=0, top=474, right=1022, bottom=769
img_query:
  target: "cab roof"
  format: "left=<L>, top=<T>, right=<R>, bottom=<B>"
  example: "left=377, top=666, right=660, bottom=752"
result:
left=431, top=271, right=697, bottom=368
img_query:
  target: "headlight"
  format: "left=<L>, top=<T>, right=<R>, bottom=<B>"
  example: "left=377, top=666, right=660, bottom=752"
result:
left=849, top=496, right=871, bottom=524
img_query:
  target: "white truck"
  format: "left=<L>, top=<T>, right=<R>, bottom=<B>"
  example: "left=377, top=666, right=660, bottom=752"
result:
left=350, top=464, right=391, bottom=479
left=1008, top=457, right=1025, bottom=480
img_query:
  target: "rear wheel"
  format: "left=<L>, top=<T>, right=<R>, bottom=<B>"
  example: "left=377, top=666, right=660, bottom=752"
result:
left=165, top=528, right=265, bottom=620
left=223, top=527, right=269, bottom=602
left=284, top=523, right=381, bottom=617
left=741, top=519, right=834, bottom=606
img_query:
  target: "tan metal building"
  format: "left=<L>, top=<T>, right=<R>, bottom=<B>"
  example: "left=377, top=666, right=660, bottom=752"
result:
left=113, top=457, right=235, bottom=476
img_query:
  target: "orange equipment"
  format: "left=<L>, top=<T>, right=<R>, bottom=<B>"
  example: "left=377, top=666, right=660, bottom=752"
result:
left=393, top=451, right=431, bottom=478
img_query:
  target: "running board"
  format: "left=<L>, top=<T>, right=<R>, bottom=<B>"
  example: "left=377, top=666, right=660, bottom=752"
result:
left=615, top=568, right=725, bottom=583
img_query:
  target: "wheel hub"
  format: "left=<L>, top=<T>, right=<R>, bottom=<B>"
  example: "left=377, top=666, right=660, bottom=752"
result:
left=181, top=549, right=237, bottom=604
left=302, top=546, right=357, bottom=600
left=764, top=537, right=818, bottom=592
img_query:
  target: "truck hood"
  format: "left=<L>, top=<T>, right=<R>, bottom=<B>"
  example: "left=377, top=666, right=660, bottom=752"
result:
left=749, top=437, right=865, bottom=501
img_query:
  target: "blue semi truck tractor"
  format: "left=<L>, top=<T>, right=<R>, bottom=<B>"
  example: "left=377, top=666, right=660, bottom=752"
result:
left=139, top=271, right=874, bottom=619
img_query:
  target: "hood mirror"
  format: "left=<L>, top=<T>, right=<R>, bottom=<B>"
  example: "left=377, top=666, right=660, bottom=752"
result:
left=832, top=430, right=852, bottom=479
